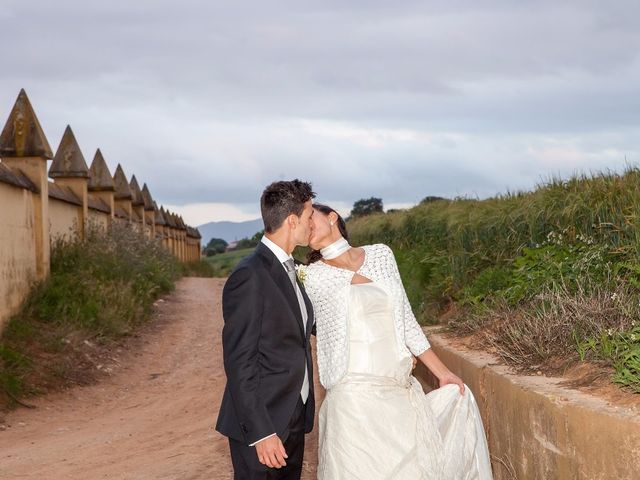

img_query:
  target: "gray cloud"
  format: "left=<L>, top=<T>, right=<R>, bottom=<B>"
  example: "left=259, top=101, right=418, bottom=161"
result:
left=1, top=1, right=639, bottom=220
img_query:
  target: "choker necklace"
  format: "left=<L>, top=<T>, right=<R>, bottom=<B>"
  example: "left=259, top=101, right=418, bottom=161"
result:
left=320, top=237, right=351, bottom=260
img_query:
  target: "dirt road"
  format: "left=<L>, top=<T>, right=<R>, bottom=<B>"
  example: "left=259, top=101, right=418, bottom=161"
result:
left=0, top=277, right=320, bottom=479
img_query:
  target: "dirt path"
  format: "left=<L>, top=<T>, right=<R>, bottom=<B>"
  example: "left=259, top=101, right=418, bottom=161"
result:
left=0, top=277, right=321, bottom=479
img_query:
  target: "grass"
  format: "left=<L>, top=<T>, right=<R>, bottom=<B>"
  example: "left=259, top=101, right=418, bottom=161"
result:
left=181, top=259, right=219, bottom=277
left=0, top=222, right=181, bottom=408
left=204, top=248, right=255, bottom=277
left=347, top=167, right=640, bottom=393
left=203, top=246, right=311, bottom=278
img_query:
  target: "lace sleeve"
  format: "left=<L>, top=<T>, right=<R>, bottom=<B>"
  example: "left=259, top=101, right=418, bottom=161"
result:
left=381, top=244, right=431, bottom=356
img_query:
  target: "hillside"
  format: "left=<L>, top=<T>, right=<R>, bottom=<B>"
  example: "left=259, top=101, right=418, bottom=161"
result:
left=347, top=168, right=640, bottom=393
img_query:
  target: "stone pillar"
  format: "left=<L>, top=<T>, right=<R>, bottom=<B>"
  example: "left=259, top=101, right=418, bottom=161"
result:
left=129, top=175, right=145, bottom=234
left=155, top=203, right=167, bottom=248
left=0, top=89, right=53, bottom=280
left=142, top=184, right=155, bottom=239
left=159, top=207, right=169, bottom=251
left=49, top=126, right=89, bottom=239
left=169, top=227, right=176, bottom=256
left=89, top=149, right=115, bottom=224
left=169, top=213, right=178, bottom=258
left=181, top=229, right=186, bottom=262
left=113, top=164, right=132, bottom=222
left=178, top=216, right=187, bottom=262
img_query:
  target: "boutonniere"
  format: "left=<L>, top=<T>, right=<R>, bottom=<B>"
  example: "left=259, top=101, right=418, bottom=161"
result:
left=295, top=264, right=307, bottom=284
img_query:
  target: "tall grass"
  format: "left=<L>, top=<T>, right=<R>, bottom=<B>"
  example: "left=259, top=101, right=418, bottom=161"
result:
left=33, top=222, right=180, bottom=335
left=347, top=167, right=640, bottom=392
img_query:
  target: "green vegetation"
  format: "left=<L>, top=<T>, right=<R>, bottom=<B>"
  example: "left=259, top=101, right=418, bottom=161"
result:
left=347, top=168, right=640, bottom=392
left=0, top=223, right=181, bottom=407
left=181, top=260, right=219, bottom=277
left=205, top=248, right=255, bottom=277
left=234, top=230, right=263, bottom=250
left=202, top=243, right=308, bottom=278
left=350, top=197, right=384, bottom=218
left=203, top=237, right=228, bottom=256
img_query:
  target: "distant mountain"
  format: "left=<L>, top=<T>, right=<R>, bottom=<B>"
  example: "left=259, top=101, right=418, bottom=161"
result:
left=197, top=218, right=264, bottom=245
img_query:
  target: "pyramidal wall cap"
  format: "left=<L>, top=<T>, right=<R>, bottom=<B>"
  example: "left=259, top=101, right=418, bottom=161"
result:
left=89, top=149, right=115, bottom=191
left=154, top=202, right=167, bottom=225
left=0, top=89, right=53, bottom=159
left=141, top=183, right=154, bottom=210
left=166, top=211, right=177, bottom=228
left=113, top=164, right=132, bottom=200
left=129, top=175, right=144, bottom=206
left=155, top=213, right=166, bottom=225
left=49, top=125, right=89, bottom=178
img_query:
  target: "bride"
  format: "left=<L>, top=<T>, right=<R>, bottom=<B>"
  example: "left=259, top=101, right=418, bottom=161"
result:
left=303, top=204, right=493, bottom=479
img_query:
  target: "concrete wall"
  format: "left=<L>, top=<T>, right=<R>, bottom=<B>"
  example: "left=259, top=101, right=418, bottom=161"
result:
left=87, top=209, right=109, bottom=230
left=49, top=198, right=80, bottom=242
left=414, top=329, right=640, bottom=480
left=0, top=181, right=37, bottom=328
left=1, top=175, right=200, bottom=332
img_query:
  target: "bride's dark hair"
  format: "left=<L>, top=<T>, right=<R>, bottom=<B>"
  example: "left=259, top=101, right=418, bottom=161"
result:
left=307, top=204, right=349, bottom=264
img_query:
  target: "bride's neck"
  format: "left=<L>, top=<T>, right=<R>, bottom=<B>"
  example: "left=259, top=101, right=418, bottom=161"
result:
left=323, top=246, right=360, bottom=268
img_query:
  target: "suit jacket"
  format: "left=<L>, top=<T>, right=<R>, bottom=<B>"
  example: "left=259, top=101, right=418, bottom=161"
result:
left=215, top=242, right=315, bottom=445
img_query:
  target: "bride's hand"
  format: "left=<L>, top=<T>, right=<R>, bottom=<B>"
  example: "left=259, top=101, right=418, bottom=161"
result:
left=438, top=371, right=465, bottom=395
left=417, top=349, right=465, bottom=395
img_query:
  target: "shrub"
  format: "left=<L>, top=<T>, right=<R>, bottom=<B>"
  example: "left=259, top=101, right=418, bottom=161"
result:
left=28, top=222, right=180, bottom=336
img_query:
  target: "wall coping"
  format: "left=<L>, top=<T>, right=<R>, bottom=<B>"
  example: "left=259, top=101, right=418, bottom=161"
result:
left=88, top=196, right=110, bottom=214
left=0, top=163, right=37, bottom=192
left=48, top=182, right=82, bottom=206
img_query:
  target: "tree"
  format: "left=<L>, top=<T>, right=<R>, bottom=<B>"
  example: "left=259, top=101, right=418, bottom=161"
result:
left=203, top=237, right=228, bottom=256
left=420, top=195, right=446, bottom=205
left=350, top=197, right=384, bottom=218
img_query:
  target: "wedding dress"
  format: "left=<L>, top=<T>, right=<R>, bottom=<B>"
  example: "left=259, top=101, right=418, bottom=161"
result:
left=316, top=281, right=493, bottom=479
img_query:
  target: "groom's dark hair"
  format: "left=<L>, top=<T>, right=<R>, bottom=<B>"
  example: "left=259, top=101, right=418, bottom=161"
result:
left=260, top=179, right=316, bottom=233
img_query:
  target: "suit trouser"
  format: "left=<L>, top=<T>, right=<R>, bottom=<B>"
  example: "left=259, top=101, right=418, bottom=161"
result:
left=229, top=397, right=306, bottom=480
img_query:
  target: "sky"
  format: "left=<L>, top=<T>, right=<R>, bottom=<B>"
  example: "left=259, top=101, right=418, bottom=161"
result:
left=2, top=1, right=639, bottom=225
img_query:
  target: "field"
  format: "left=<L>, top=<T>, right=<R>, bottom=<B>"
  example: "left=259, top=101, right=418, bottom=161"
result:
left=204, top=248, right=255, bottom=277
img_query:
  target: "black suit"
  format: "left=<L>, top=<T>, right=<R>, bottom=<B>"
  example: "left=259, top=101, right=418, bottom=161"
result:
left=216, top=242, right=315, bottom=479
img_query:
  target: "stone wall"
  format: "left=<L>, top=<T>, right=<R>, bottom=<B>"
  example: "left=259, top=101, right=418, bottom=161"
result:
left=0, top=90, right=202, bottom=331
left=49, top=197, right=81, bottom=242
left=0, top=178, right=37, bottom=329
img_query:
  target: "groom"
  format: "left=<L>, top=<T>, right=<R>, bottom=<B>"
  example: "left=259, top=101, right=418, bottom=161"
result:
left=216, top=179, right=316, bottom=480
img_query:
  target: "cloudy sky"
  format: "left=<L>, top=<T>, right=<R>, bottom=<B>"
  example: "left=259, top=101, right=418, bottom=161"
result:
left=2, top=1, right=639, bottom=225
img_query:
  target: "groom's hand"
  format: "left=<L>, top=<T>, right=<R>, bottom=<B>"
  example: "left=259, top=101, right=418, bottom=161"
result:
left=255, top=435, right=288, bottom=468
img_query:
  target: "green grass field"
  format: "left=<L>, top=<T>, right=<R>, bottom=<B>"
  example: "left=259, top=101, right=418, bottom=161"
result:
left=205, top=248, right=255, bottom=277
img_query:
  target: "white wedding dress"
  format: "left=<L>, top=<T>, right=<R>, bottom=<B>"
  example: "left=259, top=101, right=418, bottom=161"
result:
left=317, top=282, right=493, bottom=479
